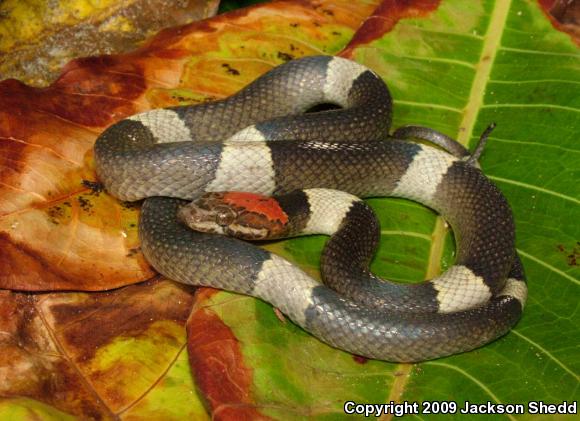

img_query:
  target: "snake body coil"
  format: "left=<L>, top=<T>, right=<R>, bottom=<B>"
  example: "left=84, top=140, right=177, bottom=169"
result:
left=94, top=55, right=527, bottom=362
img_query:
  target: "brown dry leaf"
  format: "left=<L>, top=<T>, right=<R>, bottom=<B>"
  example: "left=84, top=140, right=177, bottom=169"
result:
left=0, top=0, right=380, bottom=291
left=545, top=0, right=580, bottom=41
left=187, top=289, right=273, bottom=421
left=0, top=0, right=220, bottom=86
left=0, top=279, right=199, bottom=419
left=0, top=0, right=383, bottom=418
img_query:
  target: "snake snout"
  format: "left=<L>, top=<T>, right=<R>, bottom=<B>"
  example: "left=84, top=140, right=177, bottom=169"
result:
left=177, top=201, right=226, bottom=235
left=179, top=191, right=289, bottom=241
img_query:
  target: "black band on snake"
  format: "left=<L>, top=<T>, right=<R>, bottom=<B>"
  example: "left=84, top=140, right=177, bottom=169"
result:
left=94, top=55, right=527, bottom=362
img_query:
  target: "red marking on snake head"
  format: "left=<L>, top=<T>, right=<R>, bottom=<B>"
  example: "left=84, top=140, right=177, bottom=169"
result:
left=182, top=192, right=289, bottom=240
left=221, top=192, right=289, bottom=225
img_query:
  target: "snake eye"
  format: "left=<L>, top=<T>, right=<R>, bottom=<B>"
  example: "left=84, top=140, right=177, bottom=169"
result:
left=215, top=207, right=237, bottom=227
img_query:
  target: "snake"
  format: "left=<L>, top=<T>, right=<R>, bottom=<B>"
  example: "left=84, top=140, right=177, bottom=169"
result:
left=94, top=55, right=527, bottom=362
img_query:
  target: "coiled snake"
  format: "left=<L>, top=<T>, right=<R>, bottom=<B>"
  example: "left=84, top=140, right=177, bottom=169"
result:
left=94, top=55, right=527, bottom=362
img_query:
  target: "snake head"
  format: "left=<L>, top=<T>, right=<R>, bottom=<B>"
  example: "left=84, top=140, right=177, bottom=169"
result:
left=178, top=192, right=289, bottom=240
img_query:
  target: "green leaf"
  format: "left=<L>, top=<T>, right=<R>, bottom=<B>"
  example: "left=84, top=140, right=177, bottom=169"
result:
left=191, top=0, right=579, bottom=418
left=351, top=0, right=580, bottom=414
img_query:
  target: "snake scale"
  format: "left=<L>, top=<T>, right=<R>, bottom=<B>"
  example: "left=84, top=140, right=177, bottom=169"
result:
left=94, top=55, right=527, bottom=362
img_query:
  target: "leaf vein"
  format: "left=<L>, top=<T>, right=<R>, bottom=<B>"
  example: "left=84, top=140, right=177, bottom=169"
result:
left=392, top=100, right=462, bottom=113
left=488, top=136, right=579, bottom=154
left=481, top=103, right=580, bottom=113
left=510, top=329, right=580, bottom=381
left=489, top=78, right=580, bottom=86
left=425, top=362, right=516, bottom=421
left=489, top=176, right=580, bottom=205
left=516, top=249, right=580, bottom=286
left=456, top=0, right=511, bottom=146
left=380, top=230, right=432, bottom=241
left=500, top=45, right=580, bottom=58
left=379, top=52, right=476, bottom=69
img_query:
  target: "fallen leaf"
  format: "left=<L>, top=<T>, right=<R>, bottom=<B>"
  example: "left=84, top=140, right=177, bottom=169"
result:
left=0, top=279, right=201, bottom=419
left=0, top=0, right=379, bottom=291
